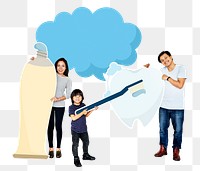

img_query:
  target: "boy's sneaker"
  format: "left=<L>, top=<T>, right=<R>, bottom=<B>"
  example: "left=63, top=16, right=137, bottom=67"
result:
left=83, top=153, right=95, bottom=160
left=74, top=156, right=82, bottom=167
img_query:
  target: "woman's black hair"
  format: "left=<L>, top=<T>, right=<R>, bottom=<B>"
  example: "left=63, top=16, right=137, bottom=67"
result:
left=55, top=58, right=69, bottom=76
left=158, top=51, right=171, bottom=63
left=70, top=89, right=84, bottom=104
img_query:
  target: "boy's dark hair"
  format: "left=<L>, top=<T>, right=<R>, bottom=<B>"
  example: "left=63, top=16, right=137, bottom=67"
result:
left=55, top=58, right=69, bottom=76
left=70, top=89, right=84, bottom=104
left=158, top=51, right=171, bottom=63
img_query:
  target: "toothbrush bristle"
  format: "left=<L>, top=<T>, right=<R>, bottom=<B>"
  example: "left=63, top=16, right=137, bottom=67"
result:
left=128, top=82, right=144, bottom=93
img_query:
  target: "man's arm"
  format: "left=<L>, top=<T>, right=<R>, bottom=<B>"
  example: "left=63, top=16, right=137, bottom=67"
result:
left=162, top=74, right=186, bottom=89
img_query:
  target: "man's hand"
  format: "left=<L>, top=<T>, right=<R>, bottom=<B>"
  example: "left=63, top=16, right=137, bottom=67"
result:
left=144, top=63, right=150, bottom=68
left=162, top=74, right=168, bottom=80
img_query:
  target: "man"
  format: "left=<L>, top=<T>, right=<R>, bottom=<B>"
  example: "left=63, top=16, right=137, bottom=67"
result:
left=149, top=51, right=187, bottom=161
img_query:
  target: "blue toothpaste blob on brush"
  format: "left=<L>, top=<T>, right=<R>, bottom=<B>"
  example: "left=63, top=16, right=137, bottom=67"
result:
left=132, top=89, right=146, bottom=97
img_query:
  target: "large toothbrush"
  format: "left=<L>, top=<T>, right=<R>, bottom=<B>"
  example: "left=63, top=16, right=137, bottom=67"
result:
left=75, top=79, right=145, bottom=114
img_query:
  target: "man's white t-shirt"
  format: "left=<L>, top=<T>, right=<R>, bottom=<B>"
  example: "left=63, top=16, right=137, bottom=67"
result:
left=160, top=65, right=187, bottom=110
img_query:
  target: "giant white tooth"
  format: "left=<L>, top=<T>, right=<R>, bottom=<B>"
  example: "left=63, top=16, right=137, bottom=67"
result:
left=107, top=68, right=164, bottom=128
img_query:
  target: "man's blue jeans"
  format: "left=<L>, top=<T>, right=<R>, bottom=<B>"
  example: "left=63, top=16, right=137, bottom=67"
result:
left=159, top=107, right=184, bottom=149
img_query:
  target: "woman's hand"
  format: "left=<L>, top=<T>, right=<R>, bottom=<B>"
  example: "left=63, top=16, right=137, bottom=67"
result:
left=50, top=97, right=59, bottom=102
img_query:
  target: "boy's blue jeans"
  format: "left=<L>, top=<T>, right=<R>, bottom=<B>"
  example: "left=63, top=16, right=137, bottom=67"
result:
left=159, top=107, right=184, bottom=149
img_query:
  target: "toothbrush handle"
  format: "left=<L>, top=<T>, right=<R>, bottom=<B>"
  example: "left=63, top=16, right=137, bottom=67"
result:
left=75, top=89, right=126, bottom=114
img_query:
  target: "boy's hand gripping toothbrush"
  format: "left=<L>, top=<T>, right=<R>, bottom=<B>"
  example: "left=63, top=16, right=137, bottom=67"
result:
left=75, top=80, right=145, bottom=114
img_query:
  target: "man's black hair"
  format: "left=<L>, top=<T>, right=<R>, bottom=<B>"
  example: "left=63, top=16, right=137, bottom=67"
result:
left=158, top=51, right=171, bottom=63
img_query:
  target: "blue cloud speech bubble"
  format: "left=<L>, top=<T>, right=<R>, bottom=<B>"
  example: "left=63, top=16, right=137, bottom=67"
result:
left=36, top=7, right=141, bottom=80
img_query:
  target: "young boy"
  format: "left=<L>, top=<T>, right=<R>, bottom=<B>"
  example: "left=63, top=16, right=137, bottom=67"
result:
left=69, top=89, right=98, bottom=167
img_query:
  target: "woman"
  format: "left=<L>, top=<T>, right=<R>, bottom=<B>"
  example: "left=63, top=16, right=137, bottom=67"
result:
left=48, top=58, right=72, bottom=158
left=31, top=57, right=72, bottom=158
